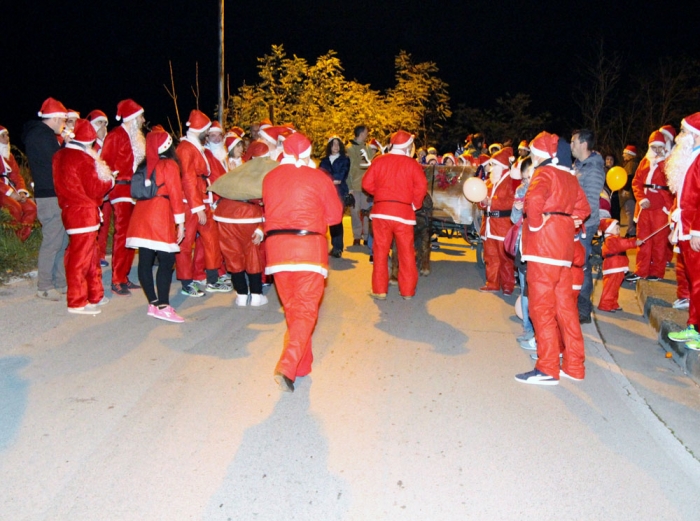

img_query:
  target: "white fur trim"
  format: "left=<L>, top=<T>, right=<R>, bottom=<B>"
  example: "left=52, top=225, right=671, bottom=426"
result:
left=213, top=216, right=264, bottom=224
left=572, top=284, right=582, bottom=290
left=190, top=205, right=206, bottom=214
left=111, top=197, right=136, bottom=204
left=369, top=213, right=417, bottom=225
left=602, top=266, right=629, bottom=275
left=520, top=254, right=572, bottom=267
left=66, top=224, right=100, bottom=235
left=265, top=263, right=328, bottom=278
left=528, top=221, right=546, bottom=232
left=126, top=237, right=180, bottom=252
left=121, top=108, right=144, bottom=122
left=158, top=134, right=173, bottom=154
left=681, top=119, right=700, bottom=136
left=174, top=213, right=185, bottom=224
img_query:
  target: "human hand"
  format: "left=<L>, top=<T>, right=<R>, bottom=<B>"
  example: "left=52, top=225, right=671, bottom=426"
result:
left=252, top=228, right=263, bottom=245
left=9, top=191, right=22, bottom=202
left=640, top=200, right=650, bottom=209
left=197, top=210, right=207, bottom=225
left=177, top=223, right=185, bottom=244
left=691, top=236, right=700, bottom=252
left=513, top=201, right=524, bottom=210
left=636, top=240, right=643, bottom=246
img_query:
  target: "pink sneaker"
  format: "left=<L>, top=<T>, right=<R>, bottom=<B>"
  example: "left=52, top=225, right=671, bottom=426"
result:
left=152, top=305, right=184, bottom=323
left=147, top=304, right=158, bottom=317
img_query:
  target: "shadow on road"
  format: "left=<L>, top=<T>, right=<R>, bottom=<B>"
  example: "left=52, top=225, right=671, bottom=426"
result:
left=0, top=356, right=30, bottom=452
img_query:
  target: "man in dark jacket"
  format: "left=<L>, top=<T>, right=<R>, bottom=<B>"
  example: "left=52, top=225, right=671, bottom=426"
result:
left=22, top=98, right=69, bottom=301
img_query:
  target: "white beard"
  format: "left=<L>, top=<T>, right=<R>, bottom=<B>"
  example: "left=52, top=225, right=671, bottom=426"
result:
left=666, top=133, right=695, bottom=194
left=489, top=166, right=503, bottom=184
left=124, top=121, right=146, bottom=172
left=0, top=142, right=9, bottom=160
left=84, top=145, right=115, bottom=182
left=207, top=141, right=227, bottom=162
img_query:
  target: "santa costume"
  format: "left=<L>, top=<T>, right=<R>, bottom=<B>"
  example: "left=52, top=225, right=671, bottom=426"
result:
left=0, top=126, right=37, bottom=241
left=597, top=218, right=637, bottom=312
left=517, top=131, right=590, bottom=384
left=263, top=133, right=343, bottom=391
left=53, top=120, right=115, bottom=314
left=479, top=147, right=517, bottom=294
left=632, top=131, right=673, bottom=279
left=87, top=109, right=113, bottom=266
left=362, top=130, right=428, bottom=299
left=100, top=99, right=145, bottom=294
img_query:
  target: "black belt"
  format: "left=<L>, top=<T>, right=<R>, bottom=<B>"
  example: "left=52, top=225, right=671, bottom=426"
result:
left=603, top=252, right=627, bottom=259
left=644, top=184, right=669, bottom=191
left=485, top=210, right=512, bottom=218
left=266, top=229, right=322, bottom=237
left=115, top=180, right=131, bottom=185
left=544, top=211, right=572, bottom=216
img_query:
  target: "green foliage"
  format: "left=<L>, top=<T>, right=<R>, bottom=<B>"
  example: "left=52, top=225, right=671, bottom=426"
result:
left=0, top=209, right=41, bottom=284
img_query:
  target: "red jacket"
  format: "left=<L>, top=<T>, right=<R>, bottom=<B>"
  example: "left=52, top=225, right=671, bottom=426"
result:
left=53, top=144, right=114, bottom=234
left=204, top=148, right=227, bottom=205
left=632, top=156, right=672, bottom=221
left=1, top=152, right=28, bottom=196
left=522, top=165, right=590, bottom=266
left=672, top=149, right=700, bottom=241
left=480, top=173, right=517, bottom=240
left=101, top=126, right=139, bottom=204
left=263, top=163, right=343, bottom=278
left=177, top=137, right=211, bottom=214
left=601, top=235, right=637, bottom=275
left=362, top=152, right=427, bottom=225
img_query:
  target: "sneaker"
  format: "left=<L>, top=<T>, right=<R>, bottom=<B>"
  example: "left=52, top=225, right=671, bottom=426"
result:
left=352, top=239, right=362, bottom=246
left=90, top=296, right=110, bottom=306
left=517, top=332, right=534, bottom=343
left=370, top=292, right=387, bottom=300
left=235, top=293, right=249, bottom=307
left=401, top=295, right=413, bottom=300
left=67, top=306, right=101, bottom=315
left=389, top=278, right=399, bottom=286
left=56, top=286, right=68, bottom=295
left=125, top=279, right=141, bottom=290
left=579, top=314, right=592, bottom=324
left=111, top=283, right=131, bottom=296
left=478, top=285, right=500, bottom=293
left=36, top=288, right=62, bottom=301
left=274, top=372, right=295, bottom=392
left=685, top=340, right=700, bottom=351
left=673, top=298, right=690, bottom=310
left=514, top=368, right=559, bottom=386
left=217, top=275, right=233, bottom=288
left=220, top=273, right=232, bottom=282
left=668, top=325, right=700, bottom=343
left=206, top=281, right=233, bottom=293
left=181, top=283, right=205, bottom=297
left=369, top=255, right=374, bottom=264
left=645, top=275, right=661, bottom=281
left=100, top=259, right=109, bottom=268
left=147, top=304, right=158, bottom=317
left=329, top=249, right=342, bottom=258
left=152, top=305, right=185, bottom=323
left=431, top=243, right=440, bottom=251
left=625, top=272, right=641, bottom=282
left=519, top=337, right=537, bottom=351
left=560, top=369, right=584, bottom=381
left=250, top=293, right=268, bottom=306
left=503, top=289, right=514, bottom=296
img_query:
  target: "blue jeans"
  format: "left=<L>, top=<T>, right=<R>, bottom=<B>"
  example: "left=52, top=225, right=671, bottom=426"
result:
left=577, top=223, right=597, bottom=317
left=519, top=269, right=533, bottom=335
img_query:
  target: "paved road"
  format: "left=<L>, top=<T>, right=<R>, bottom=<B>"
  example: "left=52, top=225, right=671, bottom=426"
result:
left=2, top=223, right=700, bottom=520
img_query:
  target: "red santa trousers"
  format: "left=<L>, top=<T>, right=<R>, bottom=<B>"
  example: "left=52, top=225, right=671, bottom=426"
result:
left=192, top=234, right=226, bottom=281
left=680, top=241, right=700, bottom=327
left=676, top=248, right=690, bottom=300
left=274, top=271, right=325, bottom=381
left=175, top=209, right=222, bottom=281
left=64, top=231, right=104, bottom=308
left=598, top=272, right=625, bottom=311
left=635, top=209, right=669, bottom=278
left=0, top=195, right=36, bottom=241
left=372, top=218, right=417, bottom=297
left=527, top=262, right=585, bottom=380
left=111, top=201, right=136, bottom=284
left=483, top=237, right=515, bottom=292
left=97, top=199, right=112, bottom=261
left=217, top=222, right=263, bottom=274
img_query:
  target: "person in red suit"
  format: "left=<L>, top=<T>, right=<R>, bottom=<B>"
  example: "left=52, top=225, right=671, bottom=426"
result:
left=361, top=130, right=428, bottom=300
left=666, top=113, right=700, bottom=348
left=631, top=131, right=673, bottom=281
left=516, top=131, right=590, bottom=385
left=263, top=133, right=343, bottom=392
left=87, top=110, right=113, bottom=268
left=53, top=120, right=115, bottom=314
left=174, top=109, right=229, bottom=296
left=100, top=99, right=145, bottom=296
left=126, top=129, right=187, bottom=323
left=597, top=218, right=641, bottom=312
left=0, top=126, right=37, bottom=242
left=478, top=147, right=517, bottom=294
left=572, top=236, right=585, bottom=301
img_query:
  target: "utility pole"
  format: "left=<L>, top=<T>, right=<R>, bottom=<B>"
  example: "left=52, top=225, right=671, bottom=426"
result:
left=218, top=0, right=225, bottom=126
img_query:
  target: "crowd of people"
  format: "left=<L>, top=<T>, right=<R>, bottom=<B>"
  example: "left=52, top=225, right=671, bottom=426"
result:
left=3, top=95, right=700, bottom=390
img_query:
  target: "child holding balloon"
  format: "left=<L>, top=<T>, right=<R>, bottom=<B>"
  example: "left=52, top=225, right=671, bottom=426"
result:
left=598, top=218, right=642, bottom=312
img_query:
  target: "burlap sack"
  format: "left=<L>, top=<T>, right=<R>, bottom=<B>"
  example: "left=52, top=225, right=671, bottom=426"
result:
left=208, top=157, right=279, bottom=200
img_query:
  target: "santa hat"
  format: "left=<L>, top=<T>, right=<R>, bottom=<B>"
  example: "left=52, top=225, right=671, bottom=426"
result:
left=225, top=133, right=243, bottom=153
left=368, top=138, right=383, bottom=151
left=599, top=218, right=619, bottom=236
left=186, top=110, right=211, bottom=133
left=488, top=143, right=503, bottom=155
left=278, top=128, right=294, bottom=142
left=282, top=132, right=312, bottom=159
left=146, top=130, right=173, bottom=174
left=151, top=124, right=166, bottom=133
left=230, top=126, right=245, bottom=137
left=518, top=140, right=529, bottom=151
left=529, top=131, right=559, bottom=162
left=86, top=110, right=108, bottom=129
left=243, top=140, right=270, bottom=161
left=488, top=147, right=514, bottom=168
left=66, top=109, right=80, bottom=120
left=599, top=191, right=612, bottom=218
left=477, top=154, right=491, bottom=165
left=208, top=121, right=223, bottom=134
left=37, top=97, right=68, bottom=119
left=681, top=113, right=700, bottom=136
left=425, top=154, right=438, bottom=164
left=390, top=130, right=414, bottom=150
left=259, top=118, right=273, bottom=127
left=441, top=153, right=456, bottom=165
left=648, top=131, right=665, bottom=147
left=623, top=145, right=637, bottom=157
left=71, top=119, right=97, bottom=144
left=0, top=126, right=7, bottom=135
left=259, top=125, right=287, bottom=144
left=659, top=124, right=676, bottom=142
left=115, top=99, right=144, bottom=122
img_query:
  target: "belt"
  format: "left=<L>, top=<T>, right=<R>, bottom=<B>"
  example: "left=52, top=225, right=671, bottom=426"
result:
left=543, top=211, right=572, bottom=216
left=485, top=210, right=512, bottom=218
left=644, top=184, right=669, bottom=191
left=266, top=229, right=322, bottom=237
left=115, top=180, right=131, bottom=185
left=603, top=252, right=627, bottom=259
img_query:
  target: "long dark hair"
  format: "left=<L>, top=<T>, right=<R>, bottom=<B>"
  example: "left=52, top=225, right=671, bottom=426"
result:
left=325, top=138, right=346, bottom=157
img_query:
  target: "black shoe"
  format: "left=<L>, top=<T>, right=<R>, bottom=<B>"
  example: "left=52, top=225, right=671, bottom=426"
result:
left=352, top=239, right=362, bottom=246
left=579, top=314, right=592, bottom=324
left=369, top=255, right=374, bottom=264
left=111, top=283, right=131, bottom=296
left=125, top=279, right=141, bottom=290
left=625, top=272, right=641, bottom=282
left=362, top=239, right=369, bottom=246
left=274, top=373, right=295, bottom=393
left=645, top=275, right=661, bottom=281
left=329, top=249, right=342, bottom=258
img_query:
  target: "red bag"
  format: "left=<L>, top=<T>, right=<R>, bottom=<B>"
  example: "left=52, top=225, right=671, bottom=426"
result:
left=504, top=220, right=521, bottom=257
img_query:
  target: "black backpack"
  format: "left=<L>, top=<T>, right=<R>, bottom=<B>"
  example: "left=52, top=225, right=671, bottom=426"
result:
left=130, top=160, right=161, bottom=200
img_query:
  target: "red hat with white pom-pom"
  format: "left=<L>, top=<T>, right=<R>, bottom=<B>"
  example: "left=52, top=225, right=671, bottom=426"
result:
left=115, top=99, right=144, bottom=122
left=681, top=113, right=700, bottom=136
left=37, top=97, right=68, bottom=119
left=529, top=132, right=559, bottom=163
left=282, top=132, right=312, bottom=159
left=598, top=218, right=619, bottom=236
left=648, top=131, right=665, bottom=147
left=186, top=110, right=211, bottom=133
left=390, top=130, right=414, bottom=150
left=71, top=119, right=97, bottom=144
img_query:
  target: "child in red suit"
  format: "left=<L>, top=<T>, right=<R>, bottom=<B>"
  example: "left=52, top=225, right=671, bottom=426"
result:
left=598, top=218, right=641, bottom=312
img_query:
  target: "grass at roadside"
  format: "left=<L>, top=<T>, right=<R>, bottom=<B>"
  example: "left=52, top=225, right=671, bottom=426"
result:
left=0, top=210, right=41, bottom=284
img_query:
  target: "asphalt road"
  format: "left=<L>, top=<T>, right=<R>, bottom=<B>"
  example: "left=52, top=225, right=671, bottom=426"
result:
left=2, top=220, right=700, bottom=520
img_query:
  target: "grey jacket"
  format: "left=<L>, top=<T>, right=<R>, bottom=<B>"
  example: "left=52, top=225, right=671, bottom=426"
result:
left=573, top=151, right=605, bottom=228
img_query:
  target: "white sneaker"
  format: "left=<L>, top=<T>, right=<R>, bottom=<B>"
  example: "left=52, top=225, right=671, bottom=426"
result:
left=91, top=296, right=110, bottom=306
left=250, top=293, right=268, bottom=306
left=235, top=293, right=249, bottom=307
left=673, top=298, right=690, bottom=310
left=68, top=306, right=101, bottom=315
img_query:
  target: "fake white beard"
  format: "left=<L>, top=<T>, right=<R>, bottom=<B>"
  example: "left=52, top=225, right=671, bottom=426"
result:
left=207, top=141, right=227, bottom=162
left=0, top=142, right=9, bottom=160
left=645, top=146, right=665, bottom=165
left=489, top=166, right=504, bottom=184
left=78, top=142, right=115, bottom=182
left=124, top=120, right=146, bottom=172
left=665, top=132, right=695, bottom=194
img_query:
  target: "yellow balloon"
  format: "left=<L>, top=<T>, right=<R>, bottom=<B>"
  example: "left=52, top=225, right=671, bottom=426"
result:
left=606, top=166, right=627, bottom=192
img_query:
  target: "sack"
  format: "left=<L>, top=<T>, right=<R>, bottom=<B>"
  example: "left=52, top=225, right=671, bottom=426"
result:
left=208, top=157, right=278, bottom=200
left=130, top=161, right=160, bottom=200
left=504, top=222, right=520, bottom=257
left=344, top=192, right=356, bottom=208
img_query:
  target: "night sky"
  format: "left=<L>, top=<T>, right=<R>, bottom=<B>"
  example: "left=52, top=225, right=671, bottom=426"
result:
left=4, top=0, right=698, bottom=149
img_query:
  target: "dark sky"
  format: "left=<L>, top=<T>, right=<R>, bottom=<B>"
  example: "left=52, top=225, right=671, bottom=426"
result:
left=4, top=0, right=698, bottom=147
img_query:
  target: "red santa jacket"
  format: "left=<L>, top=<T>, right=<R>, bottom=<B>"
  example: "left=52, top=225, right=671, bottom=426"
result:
left=53, top=144, right=114, bottom=234
left=479, top=173, right=517, bottom=240
left=1, top=152, right=28, bottom=196
left=204, top=148, right=227, bottom=205
left=672, top=149, right=700, bottom=241
left=101, top=125, right=138, bottom=204
left=601, top=235, right=637, bottom=275
left=362, top=151, right=428, bottom=225
left=632, top=156, right=672, bottom=221
left=522, top=164, right=591, bottom=266
left=177, top=137, right=212, bottom=214
left=263, top=163, right=343, bottom=278
left=572, top=238, right=586, bottom=291
left=214, top=198, right=264, bottom=225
